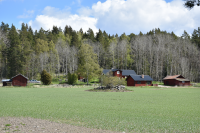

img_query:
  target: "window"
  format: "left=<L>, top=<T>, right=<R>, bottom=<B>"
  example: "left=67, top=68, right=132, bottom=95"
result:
left=182, top=81, right=185, bottom=83
left=117, top=71, right=120, bottom=74
left=147, top=81, right=151, bottom=84
left=137, top=81, right=141, bottom=84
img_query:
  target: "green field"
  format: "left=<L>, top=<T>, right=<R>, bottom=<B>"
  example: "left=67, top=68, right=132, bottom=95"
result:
left=0, top=86, right=200, bottom=132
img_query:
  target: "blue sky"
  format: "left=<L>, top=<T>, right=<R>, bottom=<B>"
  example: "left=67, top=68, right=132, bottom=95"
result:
left=0, top=0, right=199, bottom=36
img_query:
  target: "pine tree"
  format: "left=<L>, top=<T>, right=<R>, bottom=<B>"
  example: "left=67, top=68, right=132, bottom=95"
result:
left=19, top=23, right=32, bottom=76
left=0, top=22, right=9, bottom=33
left=37, top=28, right=47, bottom=41
left=64, top=25, right=73, bottom=36
left=71, top=31, right=79, bottom=47
left=87, top=28, right=95, bottom=42
left=181, top=30, right=190, bottom=40
left=96, top=29, right=104, bottom=44
left=191, top=28, right=200, bottom=48
left=7, top=24, right=22, bottom=77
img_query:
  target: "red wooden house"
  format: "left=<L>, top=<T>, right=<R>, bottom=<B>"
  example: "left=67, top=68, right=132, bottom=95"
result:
left=163, top=75, right=190, bottom=86
left=103, top=69, right=137, bottom=78
left=127, top=74, right=153, bottom=86
left=2, top=74, right=28, bottom=87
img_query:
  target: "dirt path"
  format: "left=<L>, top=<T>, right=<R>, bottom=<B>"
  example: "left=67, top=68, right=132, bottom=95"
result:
left=0, top=117, right=123, bottom=133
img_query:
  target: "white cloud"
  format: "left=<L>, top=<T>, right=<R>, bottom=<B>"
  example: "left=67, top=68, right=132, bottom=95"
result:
left=28, top=0, right=200, bottom=36
left=87, top=0, right=200, bottom=35
left=28, top=6, right=98, bottom=33
left=18, top=10, right=34, bottom=18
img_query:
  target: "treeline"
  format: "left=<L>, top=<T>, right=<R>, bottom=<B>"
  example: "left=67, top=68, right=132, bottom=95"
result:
left=0, top=22, right=200, bottom=82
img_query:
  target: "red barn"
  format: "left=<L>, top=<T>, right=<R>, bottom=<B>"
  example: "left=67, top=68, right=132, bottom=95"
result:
left=163, top=75, right=190, bottom=86
left=127, top=74, right=153, bottom=86
left=11, top=74, right=28, bottom=86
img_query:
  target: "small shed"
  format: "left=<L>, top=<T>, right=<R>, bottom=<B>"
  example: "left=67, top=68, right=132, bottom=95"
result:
left=2, top=74, right=28, bottom=87
left=127, top=74, right=153, bottom=86
left=2, top=79, right=12, bottom=86
left=163, top=75, right=190, bottom=86
left=11, top=74, right=28, bottom=86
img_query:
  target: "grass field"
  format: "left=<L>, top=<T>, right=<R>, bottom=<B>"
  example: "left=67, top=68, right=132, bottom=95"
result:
left=0, top=86, right=200, bottom=132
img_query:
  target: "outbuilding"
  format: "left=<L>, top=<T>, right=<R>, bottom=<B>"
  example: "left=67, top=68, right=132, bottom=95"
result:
left=127, top=74, right=153, bottom=86
left=163, top=75, right=190, bottom=86
left=2, top=74, right=28, bottom=87
left=2, top=79, right=12, bottom=86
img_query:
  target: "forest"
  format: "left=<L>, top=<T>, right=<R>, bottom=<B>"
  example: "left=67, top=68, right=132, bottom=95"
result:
left=0, top=22, right=200, bottom=82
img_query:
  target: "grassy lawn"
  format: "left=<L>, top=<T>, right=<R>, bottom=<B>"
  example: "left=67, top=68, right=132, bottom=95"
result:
left=0, top=86, right=200, bottom=132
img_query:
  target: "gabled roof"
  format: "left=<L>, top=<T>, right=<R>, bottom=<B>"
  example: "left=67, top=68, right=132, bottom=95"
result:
left=103, top=69, right=137, bottom=76
left=129, top=74, right=153, bottom=81
left=163, top=75, right=181, bottom=80
left=122, top=70, right=136, bottom=76
left=111, top=69, right=121, bottom=72
left=176, top=78, right=190, bottom=81
left=102, top=69, right=111, bottom=75
left=11, top=74, right=28, bottom=80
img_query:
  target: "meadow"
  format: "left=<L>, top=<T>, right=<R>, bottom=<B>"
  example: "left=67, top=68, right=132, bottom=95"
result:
left=0, top=86, right=200, bottom=132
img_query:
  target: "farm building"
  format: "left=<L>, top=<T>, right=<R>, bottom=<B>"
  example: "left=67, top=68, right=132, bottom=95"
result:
left=2, top=79, right=12, bottom=86
left=103, top=69, right=137, bottom=78
left=163, top=75, right=190, bottom=86
left=127, top=74, right=153, bottom=86
left=2, top=74, right=28, bottom=87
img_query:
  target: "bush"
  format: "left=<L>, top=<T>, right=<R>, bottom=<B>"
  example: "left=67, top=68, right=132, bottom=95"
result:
left=101, top=76, right=126, bottom=88
left=67, top=73, right=77, bottom=85
left=41, top=70, right=52, bottom=85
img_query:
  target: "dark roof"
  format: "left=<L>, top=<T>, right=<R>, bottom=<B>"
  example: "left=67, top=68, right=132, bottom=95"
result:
left=11, top=74, right=28, bottom=80
left=122, top=70, right=136, bottom=76
left=102, top=69, right=111, bottom=74
left=103, top=69, right=137, bottom=76
left=111, top=69, right=121, bottom=72
left=129, top=74, right=153, bottom=81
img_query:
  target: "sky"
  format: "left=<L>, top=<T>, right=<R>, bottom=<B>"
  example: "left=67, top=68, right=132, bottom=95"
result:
left=0, top=0, right=199, bottom=36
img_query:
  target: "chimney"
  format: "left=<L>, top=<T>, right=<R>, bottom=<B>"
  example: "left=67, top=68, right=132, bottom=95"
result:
left=142, top=74, right=144, bottom=78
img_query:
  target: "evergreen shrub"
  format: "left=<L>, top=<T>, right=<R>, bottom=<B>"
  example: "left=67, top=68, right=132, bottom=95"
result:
left=67, top=73, right=77, bottom=85
left=41, top=70, right=52, bottom=85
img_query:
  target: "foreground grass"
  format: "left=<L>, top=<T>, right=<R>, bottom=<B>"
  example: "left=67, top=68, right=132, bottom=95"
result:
left=0, top=86, right=200, bottom=132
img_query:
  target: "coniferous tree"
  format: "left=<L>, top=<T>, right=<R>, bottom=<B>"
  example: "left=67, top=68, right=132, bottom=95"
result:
left=52, top=26, right=59, bottom=35
left=96, top=29, right=104, bottom=44
left=27, top=26, right=34, bottom=47
left=87, top=28, right=95, bottom=42
left=79, top=28, right=83, bottom=36
left=19, top=23, right=32, bottom=76
left=0, top=22, right=9, bottom=33
left=37, top=28, right=47, bottom=41
left=71, top=31, right=79, bottom=47
left=7, top=24, right=22, bottom=77
left=67, top=73, right=77, bottom=85
left=191, top=28, right=200, bottom=48
left=181, top=30, right=190, bottom=40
